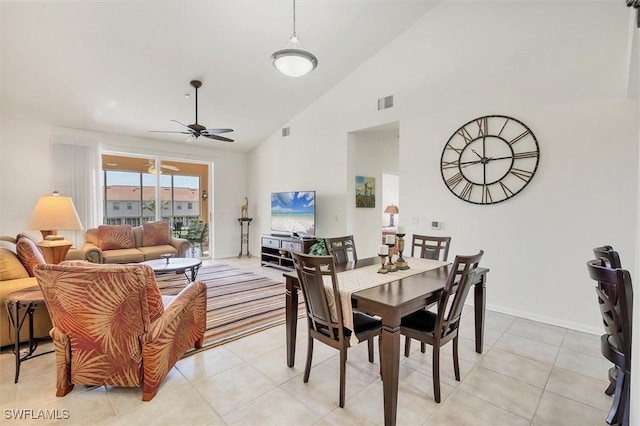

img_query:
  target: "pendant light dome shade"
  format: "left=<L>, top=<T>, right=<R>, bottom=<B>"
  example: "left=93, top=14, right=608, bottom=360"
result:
left=271, top=0, right=318, bottom=77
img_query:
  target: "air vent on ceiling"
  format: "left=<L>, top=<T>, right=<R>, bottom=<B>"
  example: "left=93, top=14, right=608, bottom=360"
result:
left=377, top=95, right=394, bottom=111
left=282, top=127, right=291, bottom=137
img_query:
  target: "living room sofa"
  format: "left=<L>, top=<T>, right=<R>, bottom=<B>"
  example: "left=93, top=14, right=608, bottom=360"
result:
left=79, top=223, right=190, bottom=264
left=0, top=236, right=53, bottom=347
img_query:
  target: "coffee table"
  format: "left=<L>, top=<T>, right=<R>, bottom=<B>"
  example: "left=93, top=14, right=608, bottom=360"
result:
left=141, top=257, right=202, bottom=283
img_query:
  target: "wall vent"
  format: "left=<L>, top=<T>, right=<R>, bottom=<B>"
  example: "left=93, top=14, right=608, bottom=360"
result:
left=377, top=95, right=394, bottom=111
left=282, top=127, right=291, bottom=137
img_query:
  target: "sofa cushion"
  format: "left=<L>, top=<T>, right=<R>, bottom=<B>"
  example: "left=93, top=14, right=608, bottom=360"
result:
left=101, top=248, right=145, bottom=264
left=0, top=240, right=17, bottom=252
left=138, top=245, right=179, bottom=261
left=16, top=237, right=46, bottom=276
left=142, top=221, right=171, bottom=247
left=0, top=247, right=30, bottom=280
left=98, top=225, right=135, bottom=250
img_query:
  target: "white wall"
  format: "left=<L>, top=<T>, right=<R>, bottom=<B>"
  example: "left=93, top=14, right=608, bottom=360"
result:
left=346, top=131, right=399, bottom=258
left=0, top=113, right=248, bottom=259
left=249, top=2, right=638, bottom=335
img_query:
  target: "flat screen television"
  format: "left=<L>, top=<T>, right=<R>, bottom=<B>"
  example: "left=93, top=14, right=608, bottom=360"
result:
left=271, top=191, right=316, bottom=237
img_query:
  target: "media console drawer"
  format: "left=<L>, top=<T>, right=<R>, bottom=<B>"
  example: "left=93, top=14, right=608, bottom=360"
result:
left=262, top=237, right=281, bottom=249
left=281, top=241, right=302, bottom=252
left=260, top=234, right=316, bottom=271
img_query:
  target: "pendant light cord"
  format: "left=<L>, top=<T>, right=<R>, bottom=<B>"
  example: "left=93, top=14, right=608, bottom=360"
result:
left=292, top=0, right=297, bottom=38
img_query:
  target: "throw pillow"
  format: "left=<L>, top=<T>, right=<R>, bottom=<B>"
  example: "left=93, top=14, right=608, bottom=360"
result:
left=98, top=225, right=135, bottom=250
left=142, top=221, right=171, bottom=247
left=16, top=237, right=46, bottom=276
left=0, top=247, right=30, bottom=280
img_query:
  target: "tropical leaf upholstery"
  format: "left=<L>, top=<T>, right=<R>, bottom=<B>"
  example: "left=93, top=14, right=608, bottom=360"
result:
left=97, top=225, right=135, bottom=250
left=34, top=263, right=207, bottom=401
left=142, top=221, right=171, bottom=246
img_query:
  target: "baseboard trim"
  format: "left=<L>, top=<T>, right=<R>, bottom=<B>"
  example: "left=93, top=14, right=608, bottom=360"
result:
left=465, top=302, right=602, bottom=336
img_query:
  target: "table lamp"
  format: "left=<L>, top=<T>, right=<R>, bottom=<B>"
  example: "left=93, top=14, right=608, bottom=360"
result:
left=384, top=204, right=399, bottom=227
left=26, top=191, right=83, bottom=263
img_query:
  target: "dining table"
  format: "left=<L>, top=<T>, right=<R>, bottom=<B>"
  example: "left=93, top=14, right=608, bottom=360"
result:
left=284, top=256, right=489, bottom=426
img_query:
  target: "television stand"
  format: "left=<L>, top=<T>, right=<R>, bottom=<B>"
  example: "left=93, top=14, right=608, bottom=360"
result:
left=260, top=234, right=316, bottom=271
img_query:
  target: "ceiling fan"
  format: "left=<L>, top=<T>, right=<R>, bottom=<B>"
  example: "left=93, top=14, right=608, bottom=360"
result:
left=149, top=80, right=234, bottom=142
left=146, top=160, right=179, bottom=174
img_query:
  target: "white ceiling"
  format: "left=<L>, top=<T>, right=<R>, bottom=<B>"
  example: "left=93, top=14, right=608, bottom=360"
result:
left=1, top=1, right=442, bottom=152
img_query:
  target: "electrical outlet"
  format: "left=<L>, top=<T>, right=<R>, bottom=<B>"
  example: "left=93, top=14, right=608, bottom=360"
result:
left=411, top=216, right=419, bottom=226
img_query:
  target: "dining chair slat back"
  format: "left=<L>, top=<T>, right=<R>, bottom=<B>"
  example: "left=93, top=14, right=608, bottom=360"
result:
left=325, top=235, right=357, bottom=264
left=411, top=235, right=451, bottom=261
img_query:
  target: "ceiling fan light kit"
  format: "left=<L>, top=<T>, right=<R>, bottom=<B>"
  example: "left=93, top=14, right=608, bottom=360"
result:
left=271, top=0, right=318, bottom=77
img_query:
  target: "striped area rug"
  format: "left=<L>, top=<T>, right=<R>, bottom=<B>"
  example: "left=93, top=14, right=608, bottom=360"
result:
left=155, top=263, right=302, bottom=350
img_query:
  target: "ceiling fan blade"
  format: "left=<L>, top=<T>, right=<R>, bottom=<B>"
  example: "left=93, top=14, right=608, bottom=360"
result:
left=148, top=130, right=192, bottom=134
left=203, top=134, right=234, bottom=143
left=170, top=120, right=196, bottom=133
left=160, top=165, right=180, bottom=171
left=201, top=128, right=234, bottom=135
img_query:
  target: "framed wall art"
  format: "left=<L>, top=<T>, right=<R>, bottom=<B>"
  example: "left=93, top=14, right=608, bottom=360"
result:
left=355, top=176, right=375, bottom=208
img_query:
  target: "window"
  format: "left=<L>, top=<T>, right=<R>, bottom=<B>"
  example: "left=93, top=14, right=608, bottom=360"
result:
left=102, top=154, right=210, bottom=256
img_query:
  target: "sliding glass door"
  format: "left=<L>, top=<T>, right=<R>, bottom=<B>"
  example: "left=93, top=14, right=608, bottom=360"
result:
left=102, top=154, right=210, bottom=258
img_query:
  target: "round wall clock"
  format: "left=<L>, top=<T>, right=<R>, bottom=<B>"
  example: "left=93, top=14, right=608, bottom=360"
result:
left=440, top=115, right=540, bottom=205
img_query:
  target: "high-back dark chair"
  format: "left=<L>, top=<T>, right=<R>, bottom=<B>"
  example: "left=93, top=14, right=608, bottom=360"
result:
left=400, top=250, right=484, bottom=403
left=593, top=245, right=622, bottom=269
left=291, top=252, right=381, bottom=408
left=587, top=257, right=633, bottom=426
left=411, top=235, right=451, bottom=261
left=324, top=235, right=357, bottom=264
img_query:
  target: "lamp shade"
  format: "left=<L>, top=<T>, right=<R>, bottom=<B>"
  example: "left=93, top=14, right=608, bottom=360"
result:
left=27, top=192, right=83, bottom=238
left=384, top=205, right=399, bottom=214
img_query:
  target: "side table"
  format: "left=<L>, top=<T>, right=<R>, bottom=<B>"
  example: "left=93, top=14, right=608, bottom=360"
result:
left=37, top=239, right=73, bottom=264
left=6, top=286, right=54, bottom=383
left=237, top=217, right=253, bottom=258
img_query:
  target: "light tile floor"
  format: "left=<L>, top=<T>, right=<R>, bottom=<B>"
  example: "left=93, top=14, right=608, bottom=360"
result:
left=0, top=257, right=612, bottom=425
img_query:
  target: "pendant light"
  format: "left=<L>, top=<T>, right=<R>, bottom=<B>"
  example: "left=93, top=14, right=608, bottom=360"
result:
left=270, top=0, right=318, bottom=77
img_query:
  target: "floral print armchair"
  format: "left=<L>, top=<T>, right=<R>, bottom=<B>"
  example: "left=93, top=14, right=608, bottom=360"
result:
left=34, top=262, right=207, bottom=401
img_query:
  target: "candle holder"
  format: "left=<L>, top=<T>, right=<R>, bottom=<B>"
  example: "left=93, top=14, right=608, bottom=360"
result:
left=395, top=233, right=409, bottom=270
left=385, top=244, right=397, bottom=272
left=160, top=253, right=173, bottom=264
left=377, top=253, right=388, bottom=274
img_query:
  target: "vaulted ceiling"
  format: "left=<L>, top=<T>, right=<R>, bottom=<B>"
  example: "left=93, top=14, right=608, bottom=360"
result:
left=1, top=1, right=441, bottom=152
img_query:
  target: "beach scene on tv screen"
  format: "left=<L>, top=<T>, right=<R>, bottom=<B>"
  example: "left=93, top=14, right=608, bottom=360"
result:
left=271, top=191, right=315, bottom=235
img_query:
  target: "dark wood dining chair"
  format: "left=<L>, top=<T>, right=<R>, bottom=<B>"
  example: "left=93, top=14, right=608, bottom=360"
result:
left=400, top=250, right=484, bottom=403
left=291, top=251, right=381, bottom=408
left=406, top=234, right=453, bottom=353
left=325, top=235, right=358, bottom=264
left=410, top=235, right=451, bottom=261
left=587, top=257, right=633, bottom=426
left=592, top=244, right=623, bottom=398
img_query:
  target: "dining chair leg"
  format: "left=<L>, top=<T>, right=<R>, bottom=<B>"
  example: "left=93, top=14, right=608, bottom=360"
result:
left=367, top=338, right=374, bottom=363
left=606, top=366, right=624, bottom=425
left=432, top=345, right=441, bottom=403
left=605, top=366, right=616, bottom=396
left=404, top=336, right=411, bottom=357
left=453, top=335, right=461, bottom=381
left=303, top=337, right=314, bottom=383
left=378, top=336, right=383, bottom=380
left=339, top=348, right=347, bottom=408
